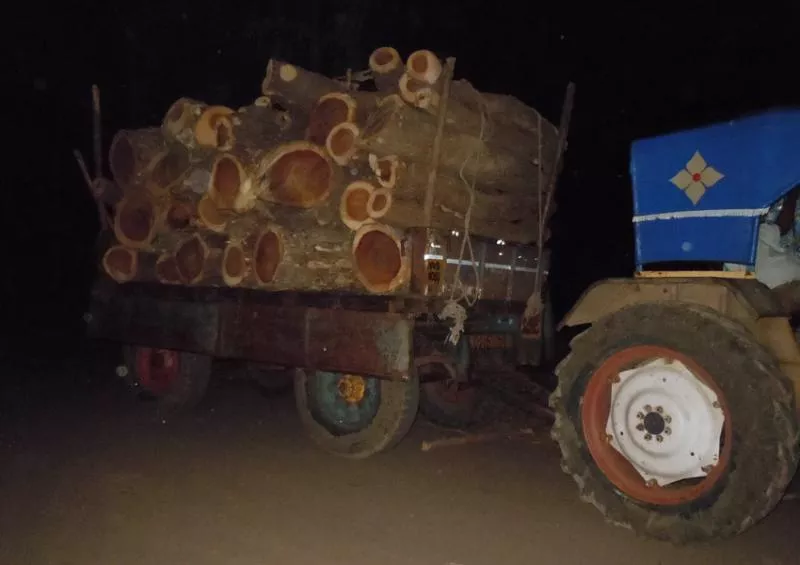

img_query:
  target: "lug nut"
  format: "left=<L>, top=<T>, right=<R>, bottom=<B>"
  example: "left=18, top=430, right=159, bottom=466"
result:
left=656, top=406, right=663, bottom=413
left=656, top=435, right=664, bottom=443
left=636, top=423, right=645, bottom=431
left=644, top=433, right=652, bottom=441
left=644, top=405, right=652, bottom=412
left=665, top=415, right=672, bottom=424
left=664, top=427, right=672, bottom=435
left=636, top=412, right=644, bottom=420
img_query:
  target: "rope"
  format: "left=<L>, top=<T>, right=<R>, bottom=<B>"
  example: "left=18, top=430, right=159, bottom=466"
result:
left=438, top=86, right=489, bottom=345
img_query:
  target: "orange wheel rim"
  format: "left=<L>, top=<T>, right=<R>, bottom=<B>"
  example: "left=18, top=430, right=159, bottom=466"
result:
left=581, top=345, right=732, bottom=506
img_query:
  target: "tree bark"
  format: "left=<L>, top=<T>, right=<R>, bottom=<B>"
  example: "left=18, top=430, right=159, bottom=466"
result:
left=359, top=95, right=550, bottom=195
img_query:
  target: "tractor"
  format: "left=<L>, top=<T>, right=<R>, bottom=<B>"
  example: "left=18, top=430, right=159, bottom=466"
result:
left=550, top=108, right=800, bottom=543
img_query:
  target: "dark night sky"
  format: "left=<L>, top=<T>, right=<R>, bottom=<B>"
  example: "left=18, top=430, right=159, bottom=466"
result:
left=6, top=2, right=798, bottom=352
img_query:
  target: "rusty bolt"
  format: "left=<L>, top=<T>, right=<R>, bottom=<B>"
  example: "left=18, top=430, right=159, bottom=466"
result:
left=605, top=434, right=614, bottom=443
left=701, top=464, right=715, bottom=473
left=609, top=374, right=621, bottom=383
left=656, top=435, right=664, bottom=443
left=656, top=406, right=664, bottom=413
left=644, top=433, right=653, bottom=441
left=644, top=404, right=652, bottom=412
left=636, top=423, right=645, bottom=431
left=665, top=415, right=672, bottom=424
left=712, top=400, right=721, bottom=409
left=664, top=427, right=672, bottom=435
left=636, top=412, right=644, bottom=420
left=645, top=479, right=658, bottom=488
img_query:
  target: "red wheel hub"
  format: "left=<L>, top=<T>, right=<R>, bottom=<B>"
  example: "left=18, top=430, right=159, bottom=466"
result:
left=581, top=345, right=732, bottom=506
left=135, top=347, right=180, bottom=396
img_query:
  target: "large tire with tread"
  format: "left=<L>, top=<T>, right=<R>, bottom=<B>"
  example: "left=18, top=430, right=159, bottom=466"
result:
left=419, top=380, right=482, bottom=429
left=550, top=302, right=799, bottom=543
left=122, top=345, right=211, bottom=411
left=294, top=369, right=419, bottom=458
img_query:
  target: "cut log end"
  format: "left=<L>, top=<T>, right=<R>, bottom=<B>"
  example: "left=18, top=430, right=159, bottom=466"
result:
left=175, top=235, right=209, bottom=285
left=368, top=154, right=399, bottom=188
left=307, top=92, right=357, bottom=146
left=368, top=188, right=392, bottom=219
left=222, top=242, right=246, bottom=286
left=197, top=195, right=228, bottom=233
left=256, top=142, right=334, bottom=208
left=353, top=223, right=406, bottom=294
left=399, top=74, right=439, bottom=109
left=102, top=245, right=137, bottom=283
left=163, top=97, right=201, bottom=138
left=210, top=154, right=245, bottom=210
left=369, top=47, right=402, bottom=74
left=340, top=181, right=375, bottom=231
left=114, top=197, right=158, bottom=249
left=406, top=50, right=443, bottom=85
left=108, top=131, right=136, bottom=188
left=253, top=228, right=283, bottom=285
left=195, top=106, right=236, bottom=150
left=326, top=122, right=360, bottom=165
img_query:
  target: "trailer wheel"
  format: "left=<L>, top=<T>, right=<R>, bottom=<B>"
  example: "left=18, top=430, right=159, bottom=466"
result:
left=550, top=303, right=799, bottom=543
left=294, top=369, right=419, bottom=458
left=122, top=346, right=211, bottom=410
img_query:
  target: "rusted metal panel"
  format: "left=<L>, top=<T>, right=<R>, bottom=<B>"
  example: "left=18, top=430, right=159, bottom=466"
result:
left=87, top=281, right=220, bottom=355
left=561, top=277, right=784, bottom=331
left=306, top=309, right=412, bottom=378
left=89, top=280, right=413, bottom=379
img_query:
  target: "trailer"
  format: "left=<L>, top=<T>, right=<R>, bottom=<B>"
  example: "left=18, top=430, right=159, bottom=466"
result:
left=83, top=46, right=565, bottom=458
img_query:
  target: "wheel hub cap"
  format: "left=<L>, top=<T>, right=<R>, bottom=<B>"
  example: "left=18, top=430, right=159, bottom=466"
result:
left=337, top=374, right=367, bottom=404
left=604, top=358, right=725, bottom=486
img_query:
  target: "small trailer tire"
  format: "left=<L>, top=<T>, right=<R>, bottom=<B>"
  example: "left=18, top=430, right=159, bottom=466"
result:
left=550, top=303, right=799, bottom=543
left=122, top=345, right=212, bottom=410
left=294, top=369, right=419, bottom=458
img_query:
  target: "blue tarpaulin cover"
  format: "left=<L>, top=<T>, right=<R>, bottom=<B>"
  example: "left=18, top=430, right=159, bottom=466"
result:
left=630, top=109, right=800, bottom=267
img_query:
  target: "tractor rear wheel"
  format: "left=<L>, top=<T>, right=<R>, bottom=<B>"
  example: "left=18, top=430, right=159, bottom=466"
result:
left=551, top=303, right=798, bottom=543
left=294, top=369, right=419, bottom=458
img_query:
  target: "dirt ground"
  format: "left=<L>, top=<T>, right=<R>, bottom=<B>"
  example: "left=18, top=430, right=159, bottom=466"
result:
left=1, top=343, right=799, bottom=565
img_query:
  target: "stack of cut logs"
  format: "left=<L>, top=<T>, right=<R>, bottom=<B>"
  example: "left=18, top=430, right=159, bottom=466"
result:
left=101, top=46, right=559, bottom=294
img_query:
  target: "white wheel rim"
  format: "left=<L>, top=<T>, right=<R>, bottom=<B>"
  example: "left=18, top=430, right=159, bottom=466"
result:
left=605, top=358, right=725, bottom=487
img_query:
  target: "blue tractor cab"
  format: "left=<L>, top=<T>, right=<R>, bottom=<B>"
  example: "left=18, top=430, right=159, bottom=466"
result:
left=629, top=109, right=800, bottom=271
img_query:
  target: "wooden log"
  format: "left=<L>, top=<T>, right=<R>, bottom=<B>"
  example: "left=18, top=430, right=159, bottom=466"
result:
left=369, top=46, right=403, bottom=92
left=102, top=245, right=138, bottom=283
left=325, top=121, right=361, bottom=166
left=113, top=194, right=162, bottom=249
left=406, top=50, right=443, bottom=85
left=339, top=180, right=375, bottom=231
left=142, top=142, right=192, bottom=197
left=307, top=92, right=357, bottom=146
left=162, top=97, right=235, bottom=151
left=253, top=141, right=338, bottom=209
left=262, top=59, right=345, bottom=109
left=367, top=188, right=392, bottom=220
left=360, top=95, right=547, bottom=195
left=108, top=128, right=165, bottom=190
left=367, top=154, right=400, bottom=189
left=352, top=222, right=409, bottom=294
left=386, top=164, right=542, bottom=244
left=399, top=73, right=439, bottom=110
